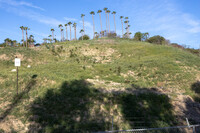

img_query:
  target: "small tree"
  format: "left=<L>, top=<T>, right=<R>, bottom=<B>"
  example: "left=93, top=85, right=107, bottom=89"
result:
left=147, top=35, right=165, bottom=45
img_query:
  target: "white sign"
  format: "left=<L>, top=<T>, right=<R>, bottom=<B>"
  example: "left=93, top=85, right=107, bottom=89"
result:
left=15, top=58, right=21, bottom=67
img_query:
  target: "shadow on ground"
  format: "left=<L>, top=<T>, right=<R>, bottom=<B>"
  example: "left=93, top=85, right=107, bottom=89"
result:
left=0, top=75, right=37, bottom=122
left=28, top=79, right=178, bottom=132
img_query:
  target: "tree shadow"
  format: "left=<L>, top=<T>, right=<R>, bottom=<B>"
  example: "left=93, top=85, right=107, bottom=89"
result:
left=28, top=80, right=178, bottom=132
left=0, top=75, right=37, bottom=122
left=185, top=81, right=200, bottom=125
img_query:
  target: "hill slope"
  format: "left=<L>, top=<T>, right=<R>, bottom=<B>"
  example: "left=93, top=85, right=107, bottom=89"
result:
left=0, top=38, right=200, bottom=132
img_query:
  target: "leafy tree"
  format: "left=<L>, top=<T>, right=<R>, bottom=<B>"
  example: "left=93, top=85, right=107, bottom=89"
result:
left=134, top=32, right=143, bottom=41
left=90, top=11, right=95, bottom=39
left=147, top=35, right=165, bottom=45
left=78, top=35, right=90, bottom=40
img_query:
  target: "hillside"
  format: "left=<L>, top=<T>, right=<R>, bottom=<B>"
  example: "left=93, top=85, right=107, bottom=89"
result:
left=0, top=38, right=200, bottom=132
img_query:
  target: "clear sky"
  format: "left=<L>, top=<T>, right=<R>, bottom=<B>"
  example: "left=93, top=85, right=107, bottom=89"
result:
left=0, top=0, right=200, bottom=48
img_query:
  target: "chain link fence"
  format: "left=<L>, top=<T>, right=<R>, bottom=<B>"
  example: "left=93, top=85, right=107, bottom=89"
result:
left=95, top=125, right=200, bottom=133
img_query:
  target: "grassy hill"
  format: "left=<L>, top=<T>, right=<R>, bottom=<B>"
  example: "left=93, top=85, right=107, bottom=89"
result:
left=0, top=38, right=200, bottom=132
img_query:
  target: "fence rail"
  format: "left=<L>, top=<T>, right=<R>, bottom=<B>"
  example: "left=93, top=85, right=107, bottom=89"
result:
left=95, top=125, right=200, bottom=133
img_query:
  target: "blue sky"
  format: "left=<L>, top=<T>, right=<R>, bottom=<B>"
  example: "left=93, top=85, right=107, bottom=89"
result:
left=0, top=0, right=200, bottom=48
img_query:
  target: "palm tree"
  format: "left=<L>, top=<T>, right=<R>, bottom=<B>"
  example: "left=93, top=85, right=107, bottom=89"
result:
left=58, top=24, right=63, bottom=41
left=51, top=29, right=55, bottom=41
left=68, top=22, right=72, bottom=40
left=73, top=23, right=77, bottom=40
left=43, top=38, right=47, bottom=43
left=48, top=35, right=52, bottom=43
left=80, top=29, right=84, bottom=40
left=90, top=11, right=95, bottom=39
left=20, top=26, right=25, bottom=47
left=81, top=14, right=85, bottom=35
left=61, top=29, right=64, bottom=41
left=29, top=35, right=34, bottom=45
left=12, top=40, right=17, bottom=46
left=97, top=10, right=103, bottom=36
left=144, top=32, right=149, bottom=41
left=64, top=24, right=68, bottom=41
left=112, top=11, right=117, bottom=34
left=120, top=16, right=124, bottom=38
left=125, top=17, right=129, bottom=38
left=107, top=10, right=111, bottom=33
left=24, top=27, right=30, bottom=47
left=103, top=8, right=108, bottom=34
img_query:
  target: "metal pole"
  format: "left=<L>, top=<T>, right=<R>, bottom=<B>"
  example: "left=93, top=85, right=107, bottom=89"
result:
left=17, top=66, right=18, bottom=95
left=112, top=116, right=113, bottom=132
left=193, top=126, right=196, bottom=133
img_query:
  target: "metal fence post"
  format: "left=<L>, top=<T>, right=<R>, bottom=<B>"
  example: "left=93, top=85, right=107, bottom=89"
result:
left=112, top=116, right=113, bottom=132
left=193, top=126, right=196, bottom=133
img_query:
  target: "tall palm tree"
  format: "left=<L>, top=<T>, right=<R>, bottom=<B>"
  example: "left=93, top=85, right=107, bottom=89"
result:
left=120, top=16, right=124, bottom=38
left=68, top=22, right=72, bottom=40
left=107, top=10, right=111, bottom=33
left=124, top=21, right=128, bottom=38
left=58, top=24, right=63, bottom=41
left=29, top=35, right=34, bottom=45
left=81, top=14, right=85, bottom=35
left=61, top=29, right=64, bottom=41
left=24, top=27, right=30, bottom=47
left=112, top=11, right=117, bottom=34
left=80, top=29, right=84, bottom=40
left=20, top=26, right=25, bottom=47
left=48, top=35, right=52, bottom=43
left=73, top=23, right=77, bottom=40
left=103, top=8, right=108, bottom=34
left=97, top=10, right=103, bottom=36
left=90, top=11, right=95, bottom=39
left=51, top=29, right=55, bottom=41
left=125, top=17, right=129, bottom=38
left=64, top=24, right=68, bottom=41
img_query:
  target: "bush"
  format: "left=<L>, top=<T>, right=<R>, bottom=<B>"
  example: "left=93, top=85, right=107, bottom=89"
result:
left=79, top=35, right=90, bottom=40
left=147, top=35, right=165, bottom=45
left=107, top=32, right=117, bottom=38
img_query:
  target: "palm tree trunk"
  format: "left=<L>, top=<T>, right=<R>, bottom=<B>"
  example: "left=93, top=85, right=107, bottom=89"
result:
left=22, top=29, right=24, bottom=47
left=99, top=13, right=103, bottom=37
left=66, top=27, right=68, bottom=40
left=105, top=13, right=108, bottom=35
left=114, top=14, right=116, bottom=34
left=70, top=26, right=71, bottom=40
left=121, top=19, right=124, bottom=38
left=82, top=17, right=85, bottom=36
left=108, top=14, right=110, bottom=33
left=60, top=28, right=62, bottom=41
left=26, top=30, right=28, bottom=48
left=74, top=27, right=76, bottom=40
left=82, top=32, right=83, bottom=40
left=92, top=15, right=95, bottom=39
left=62, top=31, right=64, bottom=41
left=52, top=31, right=54, bottom=41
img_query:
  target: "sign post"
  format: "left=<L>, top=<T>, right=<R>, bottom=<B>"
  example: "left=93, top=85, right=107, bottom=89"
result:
left=15, top=57, right=21, bottom=95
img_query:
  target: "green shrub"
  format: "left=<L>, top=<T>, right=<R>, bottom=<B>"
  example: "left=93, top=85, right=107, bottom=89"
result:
left=79, top=35, right=90, bottom=40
